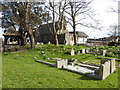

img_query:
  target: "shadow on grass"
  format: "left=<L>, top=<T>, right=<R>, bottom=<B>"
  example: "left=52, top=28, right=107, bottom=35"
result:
left=79, top=75, right=99, bottom=81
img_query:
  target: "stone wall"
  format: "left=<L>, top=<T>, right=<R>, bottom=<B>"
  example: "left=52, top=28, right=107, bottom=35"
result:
left=3, top=45, right=20, bottom=52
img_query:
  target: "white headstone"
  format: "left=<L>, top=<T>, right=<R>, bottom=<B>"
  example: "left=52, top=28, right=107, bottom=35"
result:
left=103, top=50, right=106, bottom=56
left=70, top=48, right=75, bottom=56
left=109, top=59, right=116, bottom=73
left=99, top=60, right=110, bottom=80
left=48, top=41, right=51, bottom=45
left=86, top=49, right=89, bottom=53
left=77, top=50, right=81, bottom=54
left=96, top=48, right=99, bottom=52
left=82, top=49, right=85, bottom=54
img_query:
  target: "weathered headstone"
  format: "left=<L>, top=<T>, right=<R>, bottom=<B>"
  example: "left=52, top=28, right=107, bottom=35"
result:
left=48, top=41, right=51, bottom=45
left=99, top=60, right=110, bottom=80
left=102, top=50, right=107, bottom=56
left=101, top=58, right=116, bottom=73
left=82, top=49, right=85, bottom=54
left=86, top=49, right=89, bottom=53
left=70, top=48, right=75, bottom=56
left=56, top=59, right=68, bottom=68
left=109, top=59, right=116, bottom=73
left=77, top=50, right=81, bottom=55
left=96, top=48, right=99, bottom=52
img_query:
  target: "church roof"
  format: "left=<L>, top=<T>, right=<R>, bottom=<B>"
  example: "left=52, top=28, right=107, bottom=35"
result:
left=39, top=21, right=67, bottom=35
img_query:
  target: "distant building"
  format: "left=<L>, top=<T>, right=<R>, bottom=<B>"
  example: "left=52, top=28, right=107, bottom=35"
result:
left=69, top=31, right=88, bottom=44
left=35, top=22, right=88, bottom=45
left=87, top=36, right=120, bottom=46
left=3, top=27, right=22, bottom=45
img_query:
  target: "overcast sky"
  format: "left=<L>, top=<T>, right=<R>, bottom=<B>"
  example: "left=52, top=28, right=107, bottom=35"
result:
left=0, top=0, right=118, bottom=39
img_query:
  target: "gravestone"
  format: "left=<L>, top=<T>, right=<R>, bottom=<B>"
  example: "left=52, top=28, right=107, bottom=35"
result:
left=77, top=50, right=81, bottom=55
left=82, top=49, right=85, bottom=54
left=48, top=41, right=51, bottom=45
left=86, top=49, right=89, bottom=53
left=101, top=58, right=116, bottom=73
left=96, top=48, right=99, bottom=52
left=102, top=50, right=107, bottom=56
left=56, top=59, right=68, bottom=68
left=99, top=60, right=110, bottom=80
left=70, top=48, right=75, bottom=56
left=109, top=59, right=116, bottom=73
left=41, top=51, right=45, bottom=54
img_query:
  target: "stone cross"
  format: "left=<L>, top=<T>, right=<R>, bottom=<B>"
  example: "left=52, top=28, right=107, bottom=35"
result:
left=70, top=48, right=75, bottom=56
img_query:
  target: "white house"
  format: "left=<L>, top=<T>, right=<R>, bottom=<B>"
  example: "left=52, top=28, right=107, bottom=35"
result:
left=69, top=31, right=88, bottom=44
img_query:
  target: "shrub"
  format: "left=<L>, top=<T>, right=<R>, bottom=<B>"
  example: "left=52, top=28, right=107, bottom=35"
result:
left=105, top=52, right=114, bottom=57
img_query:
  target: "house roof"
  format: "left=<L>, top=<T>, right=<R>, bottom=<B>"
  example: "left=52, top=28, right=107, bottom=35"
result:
left=69, top=31, right=88, bottom=37
left=3, top=27, right=21, bottom=36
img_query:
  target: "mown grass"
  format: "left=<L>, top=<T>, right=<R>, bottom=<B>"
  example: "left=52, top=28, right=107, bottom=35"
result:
left=2, top=44, right=119, bottom=88
left=0, top=52, right=2, bottom=89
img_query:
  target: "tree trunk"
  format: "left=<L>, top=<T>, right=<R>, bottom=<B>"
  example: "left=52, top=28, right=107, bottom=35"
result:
left=54, top=34, right=59, bottom=46
left=19, top=28, right=27, bottom=46
left=20, top=36, right=27, bottom=46
left=73, top=16, right=77, bottom=45
left=73, top=25, right=77, bottom=45
left=29, top=34, right=35, bottom=49
left=24, top=1, right=35, bottom=49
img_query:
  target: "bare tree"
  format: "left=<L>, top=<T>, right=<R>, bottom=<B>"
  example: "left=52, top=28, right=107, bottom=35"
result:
left=45, top=0, right=67, bottom=46
left=108, top=24, right=118, bottom=37
left=2, top=1, right=48, bottom=49
left=108, top=0, right=120, bottom=37
left=109, top=0, right=120, bottom=13
left=107, top=24, right=119, bottom=43
left=65, top=0, right=101, bottom=45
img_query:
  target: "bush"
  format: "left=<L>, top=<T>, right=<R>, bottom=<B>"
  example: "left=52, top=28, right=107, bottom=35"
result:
left=108, top=42, right=118, bottom=46
left=105, top=52, right=114, bottom=57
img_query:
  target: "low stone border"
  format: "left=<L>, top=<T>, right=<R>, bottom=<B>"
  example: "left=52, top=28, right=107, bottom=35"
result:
left=77, top=63, right=99, bottom=69
left=63, top=68, right=86, bottom=75
left=35, top=60, right=56, bottom=67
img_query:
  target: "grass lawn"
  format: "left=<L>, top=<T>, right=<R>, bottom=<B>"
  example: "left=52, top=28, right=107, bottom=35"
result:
left=2, top=44, right=119, bottom=88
